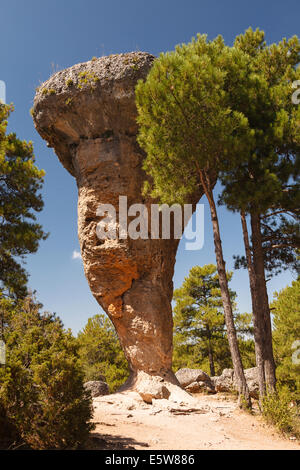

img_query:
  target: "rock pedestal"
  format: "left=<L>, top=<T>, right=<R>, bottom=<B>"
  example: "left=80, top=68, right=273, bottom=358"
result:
left=32, top=53, right=203, bottom=398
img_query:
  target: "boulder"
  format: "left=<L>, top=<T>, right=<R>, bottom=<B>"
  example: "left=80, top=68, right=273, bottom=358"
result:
left=137, top=376, right=170, bottom=404
left=175, top=368, right=212, bottom=388
left=236, top=367, right=259, bottom=399
left=84, top=380, right=109, bottom=397
left=211, top=368, right=235, bottom=393
left=211, top=368, right=260, bottom=398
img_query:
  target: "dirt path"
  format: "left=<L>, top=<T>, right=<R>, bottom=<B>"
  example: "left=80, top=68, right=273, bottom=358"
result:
left=90, top=392, right=299, bottom=450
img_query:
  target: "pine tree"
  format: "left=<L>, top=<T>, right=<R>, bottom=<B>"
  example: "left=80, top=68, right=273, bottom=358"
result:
left=136, top=34, right=253, bottom=406
left=0, top=104, right=47, bottom=298
left=219, top=28, right=300, bottom=396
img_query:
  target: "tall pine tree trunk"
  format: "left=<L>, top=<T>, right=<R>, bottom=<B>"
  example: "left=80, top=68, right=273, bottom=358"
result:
left=240, top=211, right=266, bottom=401
left=199, top=170, right=251, bottom=408
left=250, top=212, right=276, bottom=392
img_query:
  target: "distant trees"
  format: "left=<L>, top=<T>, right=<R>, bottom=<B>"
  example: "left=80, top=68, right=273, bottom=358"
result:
left=136, top=34, right=252, bottom=407
left=173, top=265, right=254, bottom=376
left=0, top=104, right=47, bottom=298
left=173, top=265, right=227, bottom=377
left=77, top=314, right=129, bottom=392
left=0, top=295, right=94, bottom=449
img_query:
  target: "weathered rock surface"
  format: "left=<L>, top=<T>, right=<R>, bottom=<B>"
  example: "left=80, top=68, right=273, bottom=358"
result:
left=176, top=368, right=216, bottom=394
left=211, top=368, right=259, bottom=398
left=137, top=375, right=170, bottom=403
left=84, top=380, right=109, bottom=397
left=32, top=52, right=204, bottom=397
left=211, top=369, right=235, bottom=393
left=176, top=368, right=212, bottom=388
left=238, top=368, right=259, bottom=399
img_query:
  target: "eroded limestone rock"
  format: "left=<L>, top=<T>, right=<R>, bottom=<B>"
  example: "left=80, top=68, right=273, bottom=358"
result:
left=176, top=368, right=216, bottom=394
left=211, top=368, right=259, bottom=398
left=32, top=52, right=204, bottom=397
left=175, top=368, right=212, bottom=388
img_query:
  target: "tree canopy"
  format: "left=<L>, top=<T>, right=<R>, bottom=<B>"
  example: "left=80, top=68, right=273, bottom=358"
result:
left=0, top=104, right=47, bottom=298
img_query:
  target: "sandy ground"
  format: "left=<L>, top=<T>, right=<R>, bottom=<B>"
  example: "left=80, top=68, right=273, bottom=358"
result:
left=89, top=391, right=299, bottom=450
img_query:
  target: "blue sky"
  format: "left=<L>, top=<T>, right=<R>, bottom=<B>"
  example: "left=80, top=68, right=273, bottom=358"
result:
left=1, top=0, right=299, bottom=333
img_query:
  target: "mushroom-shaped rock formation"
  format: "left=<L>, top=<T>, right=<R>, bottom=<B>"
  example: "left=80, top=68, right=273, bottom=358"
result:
left=32, top=52, right=204, bottom=400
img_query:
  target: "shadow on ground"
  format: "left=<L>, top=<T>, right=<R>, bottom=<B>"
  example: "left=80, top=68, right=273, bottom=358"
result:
left=88, top=432, right=150, bottom=450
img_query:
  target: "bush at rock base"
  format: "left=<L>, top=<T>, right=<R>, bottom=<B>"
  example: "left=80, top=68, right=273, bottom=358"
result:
left=0, top=295, right=94, bottom=449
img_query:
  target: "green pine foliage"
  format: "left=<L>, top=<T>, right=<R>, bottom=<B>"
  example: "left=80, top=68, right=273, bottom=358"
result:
left=136, top=34, right=252, bottom=205
left=136, top=28, right=299, bottom=401
left=0, top=295, right=94, bottom=449
left=0, top=104, right=47, bottom=298
left=218, top=28, right=300, bottom=275
left=220, top=28, right=299, bottom=212
left=272, top=279, right=300, bottom=398
left=77, top=314, right=129, bottom=392
left=260, top=280, right=300, bottom=437
left=136, top=29, right=256, bottom=408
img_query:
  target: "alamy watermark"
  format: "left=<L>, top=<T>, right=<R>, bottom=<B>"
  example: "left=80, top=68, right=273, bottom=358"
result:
left=0, top=80, right=6, bottom=104
left=96, top=196, right=204, bottom=250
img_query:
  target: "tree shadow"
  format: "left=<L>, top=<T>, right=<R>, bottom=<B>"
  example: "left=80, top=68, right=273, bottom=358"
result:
left=88, top=432, right=150, bottom=450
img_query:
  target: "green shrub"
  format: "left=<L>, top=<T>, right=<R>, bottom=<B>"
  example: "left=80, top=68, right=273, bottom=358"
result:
left=0, top=403, right=20, bottom=449
left=262, top=387, right=300, bottom=438
left=0, top=295, right=94, bottom=449
left=272, top=280, right=300, bottom=399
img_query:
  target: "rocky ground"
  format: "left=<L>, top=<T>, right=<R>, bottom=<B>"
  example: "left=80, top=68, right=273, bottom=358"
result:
left=89, top=391, right=299, bottom=450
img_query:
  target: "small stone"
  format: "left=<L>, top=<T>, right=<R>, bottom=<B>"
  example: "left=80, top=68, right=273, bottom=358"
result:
left=84, top=380, right=109, bottom=397
left=137, top=383, right=170, bottom=404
